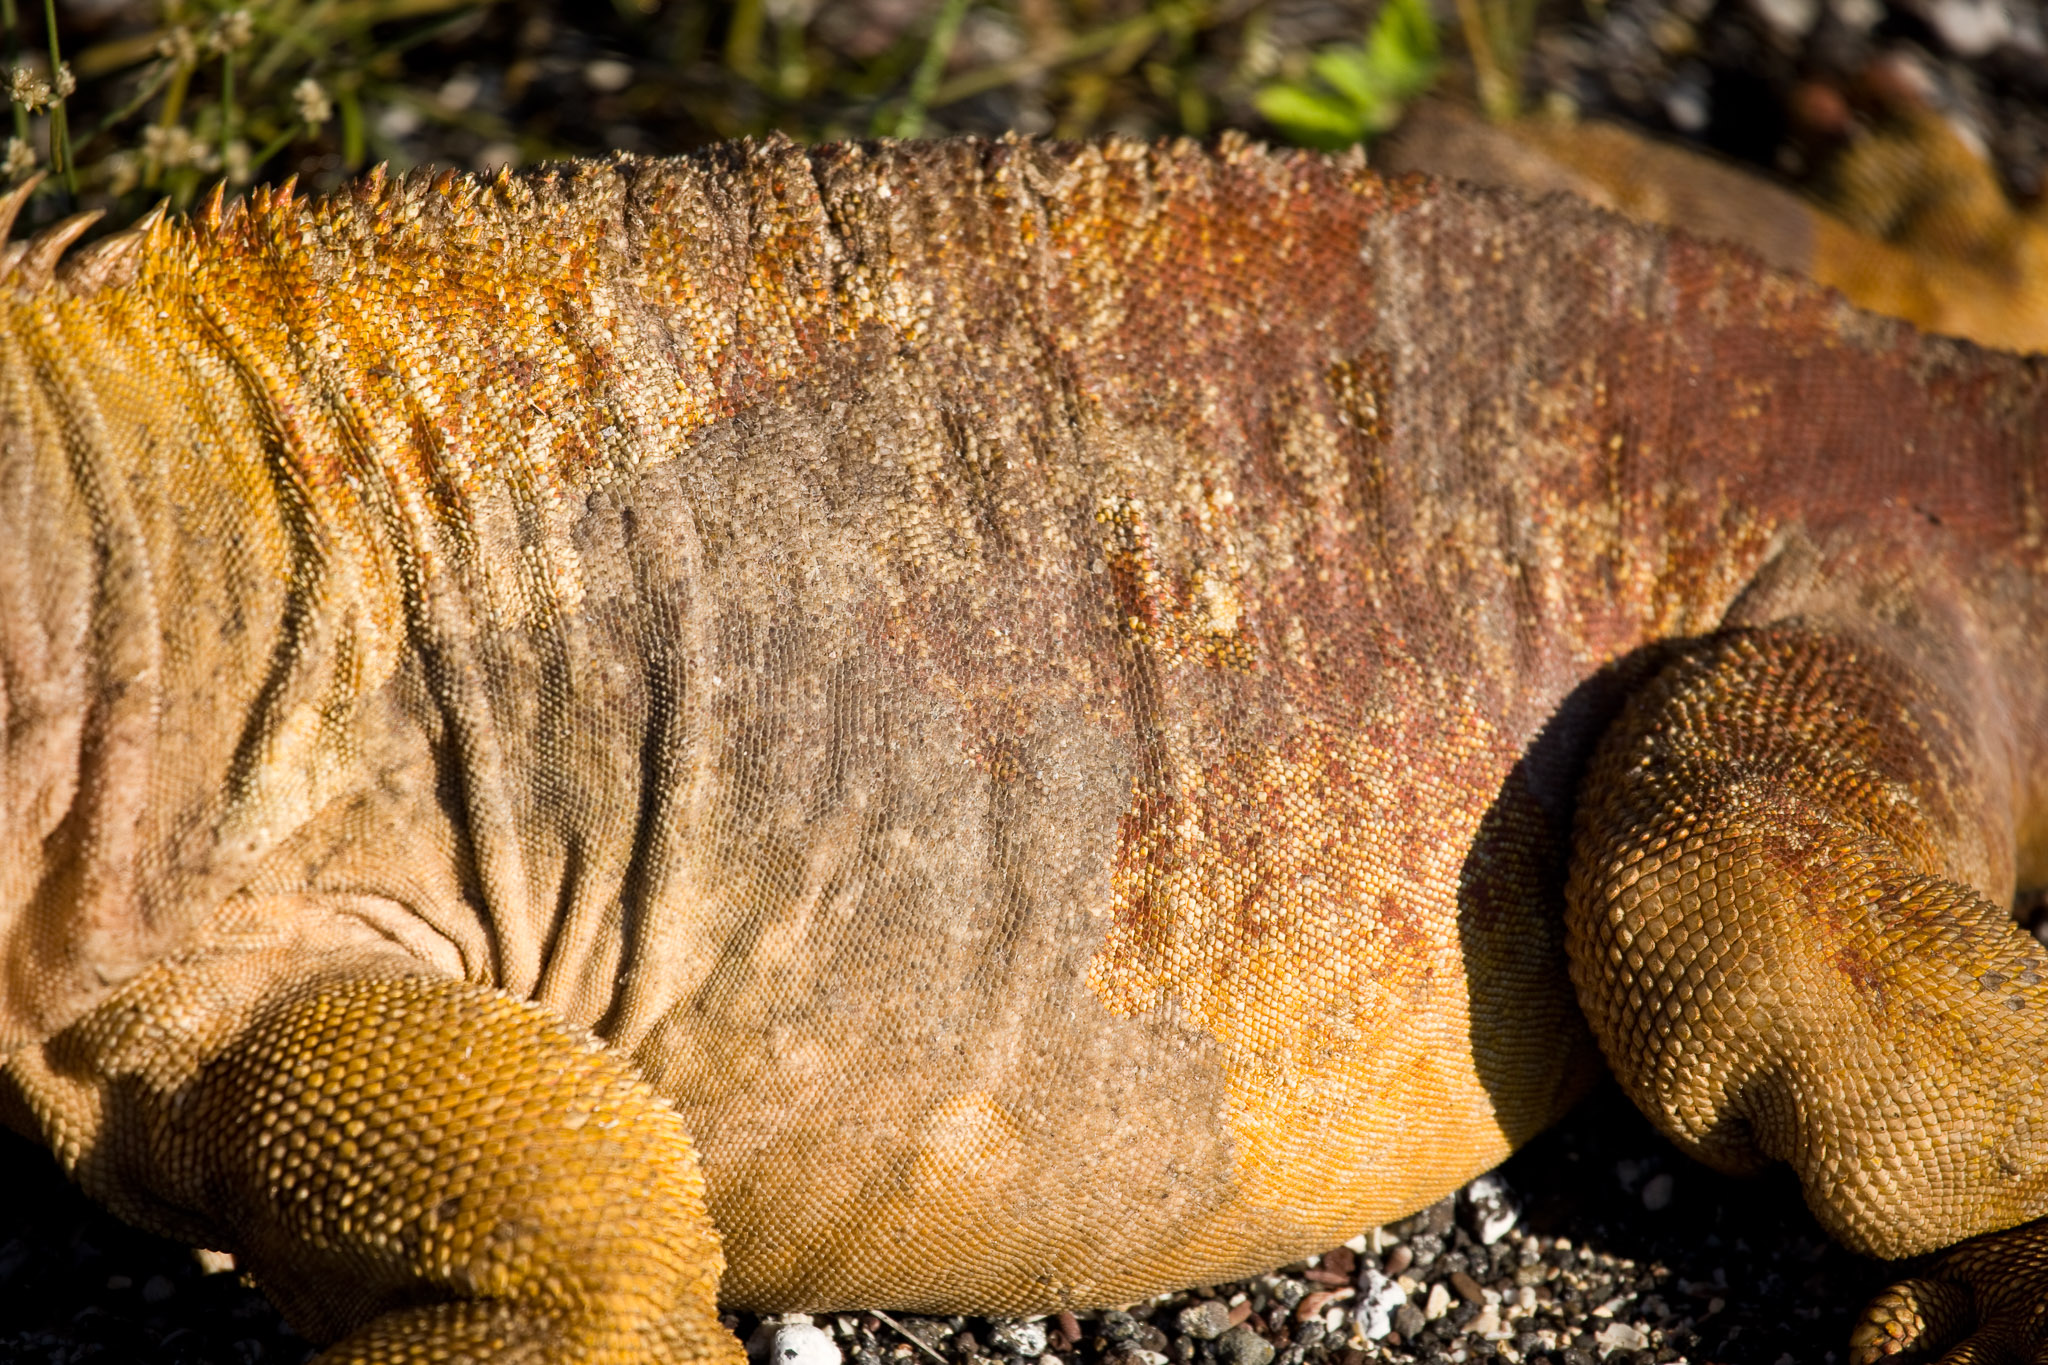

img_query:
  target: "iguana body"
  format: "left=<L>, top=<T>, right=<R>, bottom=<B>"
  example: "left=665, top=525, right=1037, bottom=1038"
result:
left=1, top=135, right=2045, bottom=1361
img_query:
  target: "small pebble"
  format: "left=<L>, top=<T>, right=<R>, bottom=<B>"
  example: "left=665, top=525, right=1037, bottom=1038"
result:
left=1215, top=1325, right=1274, bottom=1365
left=1910, top=0, right=2014, bottom=52
left=1177, top=1301, right=1231, bottom=1341
left=1294, top=1290, right=1334, bottom=1323
left=141, top=1276, right=174, bottom=1303
left=583, top=59, right=633, bottom=93
left=1641, top=1173, right=1675, bottom=1211
left=1748, top=0, right=1821, bottom=37
left=1461, top=1173, right=1520, bottom=1245
left=1663, top=76, right=1710, bottom=133
left=1425, top=1283, right=1453, bottom=1321
left=1098, top=1311, right=1140, bottom=1344
left=1354, top=1267, right=1407, bottom=1340
left=749, top=1316, right=844, bottom=1365
left=988, top=1322, right=1047, bottom=1357
left=1595, top=1321, right=1651, bottom=1351
left=1107, top=1350, right=1166, bottom=1365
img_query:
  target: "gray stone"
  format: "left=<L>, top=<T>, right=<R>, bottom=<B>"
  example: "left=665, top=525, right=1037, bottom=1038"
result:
left=1099, top=1312, right=1141, bottom=1345
left=1215, top=1326, right=1275, bottom=1365
left=1176, top=1301, right=1233, bottom=1342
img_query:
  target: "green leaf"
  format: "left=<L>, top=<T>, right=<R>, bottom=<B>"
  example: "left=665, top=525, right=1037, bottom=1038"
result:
left=1252, top=82, right=1369, bottom=149
left=1364, top=0, right=1439, bottom=98
left=1257, top=0, right=1442, bottom=149
left=1309, top=46, right=1381, bottom=113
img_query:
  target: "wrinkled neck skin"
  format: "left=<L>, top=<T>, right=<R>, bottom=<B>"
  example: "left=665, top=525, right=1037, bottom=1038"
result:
left=0, top=148, right=863, bottom=1052
left=0, top=286, right=324, bottom=1053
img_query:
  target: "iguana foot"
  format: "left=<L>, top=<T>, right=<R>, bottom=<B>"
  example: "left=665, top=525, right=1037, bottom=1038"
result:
left=12, top=956, right=743, bottom=1364
left=226, top=974, right=741, bottom=1364
left=1850, top=1219, right=2048, bottom=1365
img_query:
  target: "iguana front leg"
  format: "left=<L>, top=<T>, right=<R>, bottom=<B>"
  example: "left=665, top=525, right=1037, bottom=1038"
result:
left=7, top=950, right=740, bottom=1364
left=1565, top=623, right=2048, bottom=1360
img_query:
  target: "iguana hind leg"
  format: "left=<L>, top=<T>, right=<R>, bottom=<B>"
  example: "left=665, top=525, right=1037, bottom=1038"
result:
left=11, top=957, right=741, bottom=1364
left=1565, top=623, right=2048, bottom=1356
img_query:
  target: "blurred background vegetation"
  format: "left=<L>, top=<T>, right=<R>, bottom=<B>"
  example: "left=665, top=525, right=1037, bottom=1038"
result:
left=0, top=0, right=2040, bottom=233
left=0, top=0, right=1461, bottom=225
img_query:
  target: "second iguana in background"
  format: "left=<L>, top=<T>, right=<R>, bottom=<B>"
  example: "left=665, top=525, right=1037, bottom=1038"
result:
left=0, top=134, right=2045, bottom=1363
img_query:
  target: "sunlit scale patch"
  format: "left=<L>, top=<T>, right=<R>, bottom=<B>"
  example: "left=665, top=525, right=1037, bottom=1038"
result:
left=1087, top=665, right=1534, bottom=1222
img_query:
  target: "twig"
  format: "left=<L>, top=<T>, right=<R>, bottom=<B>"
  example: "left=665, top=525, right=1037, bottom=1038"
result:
left=869, top=1310, right=951, bottom=1365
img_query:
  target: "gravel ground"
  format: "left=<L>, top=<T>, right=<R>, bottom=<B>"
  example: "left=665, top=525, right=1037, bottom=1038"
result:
left=0, top=1085, right=1895, bottom=1364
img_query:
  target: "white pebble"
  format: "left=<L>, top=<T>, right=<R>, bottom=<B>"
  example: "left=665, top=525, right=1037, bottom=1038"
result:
left=1425, top=1282, right=1453, bottom=1321
left=1595, top=1322, right=1650, bottom=1352
left=1353, top=1267, right=1408, bottom=1341
left=584, top=59, right=634, bottom=93
left=749, top=1316, right=844, bottom=1365
left=1462, top=1172, right=1521, bottom=1244
left=989, top=1322, right=1049, bottom=1357
left=1641, top=1172, right=1675, bottom=1211
left=1748, top=0, right=1820, bottom=36
left=1910, top=0, right=2012, bottom=53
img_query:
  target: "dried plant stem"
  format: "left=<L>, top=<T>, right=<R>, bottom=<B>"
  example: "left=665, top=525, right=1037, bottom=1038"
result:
left=894, top=0, right=970, bottom=137
left=40, top=0, right=67, bottom=187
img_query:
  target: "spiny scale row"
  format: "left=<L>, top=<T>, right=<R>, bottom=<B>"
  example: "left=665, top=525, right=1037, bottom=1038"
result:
left=0, top=158, right=557, bottom=295
left=0, top=173, right=166, bottom=293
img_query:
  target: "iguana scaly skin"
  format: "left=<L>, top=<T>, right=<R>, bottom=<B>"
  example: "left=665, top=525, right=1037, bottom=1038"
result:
left=2, top=135, right=2047, bottom=1362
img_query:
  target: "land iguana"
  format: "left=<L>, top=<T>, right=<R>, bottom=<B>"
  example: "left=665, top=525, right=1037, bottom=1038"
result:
left=1, top=133, right=2045, bottom=1364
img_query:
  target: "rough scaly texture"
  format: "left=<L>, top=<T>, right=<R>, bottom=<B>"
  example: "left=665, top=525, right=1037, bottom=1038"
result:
left=0, top=134, right=2045, bottom=1362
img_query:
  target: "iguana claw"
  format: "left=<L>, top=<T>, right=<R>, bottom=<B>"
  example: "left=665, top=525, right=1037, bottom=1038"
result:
left=1851, top=1221, right=2048, bottom=1365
